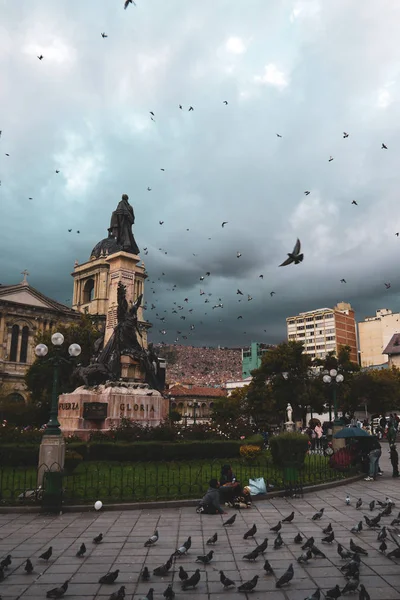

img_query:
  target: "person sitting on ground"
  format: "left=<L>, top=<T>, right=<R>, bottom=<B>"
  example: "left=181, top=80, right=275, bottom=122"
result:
left=219, top=464, right=251, bottom=508
left=196, top=479, right=227, bottom=514
left=390, top=444, right=399, bottom=478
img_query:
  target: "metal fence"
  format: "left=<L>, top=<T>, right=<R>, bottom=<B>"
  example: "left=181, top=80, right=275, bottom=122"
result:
left=0, top=448, right=358, bottom=508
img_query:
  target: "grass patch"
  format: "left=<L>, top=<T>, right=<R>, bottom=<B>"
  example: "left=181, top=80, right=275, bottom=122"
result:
left=0, top=452, right=356, bottom=505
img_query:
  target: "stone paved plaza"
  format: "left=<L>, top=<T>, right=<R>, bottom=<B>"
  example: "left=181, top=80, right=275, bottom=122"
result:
left=0, top=451, right=399, bottom=600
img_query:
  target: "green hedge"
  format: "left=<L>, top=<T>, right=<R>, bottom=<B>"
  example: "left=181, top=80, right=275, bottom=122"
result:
left=0, top=445, right=39, bottom=467
left=0, top=441, right=243, bottom=466
left=269, top=433, right=309, bottom=468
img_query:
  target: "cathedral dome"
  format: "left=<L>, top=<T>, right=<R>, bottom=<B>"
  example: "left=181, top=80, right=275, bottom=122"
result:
left=90, top=235, right=122, bottom=260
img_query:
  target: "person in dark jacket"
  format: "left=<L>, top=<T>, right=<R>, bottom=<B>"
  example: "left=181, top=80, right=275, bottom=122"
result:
left=390, top=444, right=399, bottom=478
left=364, top=437, right=382, bottom=481
left=196, top=479, right=227, bottom=514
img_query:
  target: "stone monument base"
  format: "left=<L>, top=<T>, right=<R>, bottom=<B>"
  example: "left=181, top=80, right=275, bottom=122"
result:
left=285, top=421, right=295, bottom=432
left=58, top=382, right=168, bottom=441
left=38, top=435, right=66, bottom=486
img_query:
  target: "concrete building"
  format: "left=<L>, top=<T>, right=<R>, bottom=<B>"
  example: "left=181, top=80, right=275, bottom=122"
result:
left=242, top=342, right=274, bottom=378
left=358, top=308, right=400, bottom=367
left=286, top=302, right=358, bottom=363
left=225, top=376, right=252, bottom=396
left=382, top=333, right=400, bottom=368
left=0, top=272, right=80, bottom=401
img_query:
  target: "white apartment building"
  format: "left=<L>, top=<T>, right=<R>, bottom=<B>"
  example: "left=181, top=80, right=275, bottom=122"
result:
left=358, top=308, right=400, bottom=367
left=286, top=302, right=358, bottom=363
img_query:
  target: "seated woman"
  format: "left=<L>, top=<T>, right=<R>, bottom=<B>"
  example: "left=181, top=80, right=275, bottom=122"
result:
left=196, top=479, right=227, bottom=514
left=219, top=465, right=251, bottom=508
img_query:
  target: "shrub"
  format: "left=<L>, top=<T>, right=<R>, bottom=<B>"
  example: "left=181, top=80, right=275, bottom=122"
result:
left=86, top=440, right=242, bottom=462
left=239, top=445, right=263, bottom=460
left=64, top=450, right=83, bottom=474
left=0, top=444, right=39, bottom=467
left=269, top=433, right=309, bottom=468
left=243, top=434, right=264, bottom=446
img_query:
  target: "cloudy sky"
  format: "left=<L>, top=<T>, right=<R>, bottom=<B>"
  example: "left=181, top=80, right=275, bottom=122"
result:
left=1, top=0, right=400, bottom=348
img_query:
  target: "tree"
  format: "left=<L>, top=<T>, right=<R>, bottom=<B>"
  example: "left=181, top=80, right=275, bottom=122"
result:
left=349, top=367, right=400, bottom=415
left=251, top=341, right=325, bottom=425
left=313, top=346, right=360, bottom=416
left=25, top=315, right=103, bottom=404
left=211, top=387, right=248, bottom=423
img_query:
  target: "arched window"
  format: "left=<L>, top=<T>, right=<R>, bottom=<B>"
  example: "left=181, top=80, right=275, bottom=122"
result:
left=9, top=324, right=19, bottom=362
left=6, top=392, right=25, bottom=403
left=83, top=279, right=95, bottom=303
left=20, top=325, right=29, bottom=363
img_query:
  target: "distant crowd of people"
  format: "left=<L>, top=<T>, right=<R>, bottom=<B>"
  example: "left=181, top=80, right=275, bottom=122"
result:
left=156, top=344, right=242, bottom=386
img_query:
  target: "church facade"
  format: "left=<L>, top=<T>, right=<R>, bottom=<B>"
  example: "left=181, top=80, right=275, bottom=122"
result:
left=0, top=273, right=80, bottom=402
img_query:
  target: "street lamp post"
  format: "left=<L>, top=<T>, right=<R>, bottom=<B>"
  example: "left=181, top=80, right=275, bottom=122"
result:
left=323, top=369, right=344, bottom=426
left=35, top=333, right=81, bottom=436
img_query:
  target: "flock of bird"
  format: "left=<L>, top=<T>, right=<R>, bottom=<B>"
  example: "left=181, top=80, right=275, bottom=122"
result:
left=1, top=493, right=399, bottom=599
left=0, top=0, right=395, bottom=349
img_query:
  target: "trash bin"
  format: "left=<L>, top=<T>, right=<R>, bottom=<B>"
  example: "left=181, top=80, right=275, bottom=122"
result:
left=42, top=471, right=63, bottom=513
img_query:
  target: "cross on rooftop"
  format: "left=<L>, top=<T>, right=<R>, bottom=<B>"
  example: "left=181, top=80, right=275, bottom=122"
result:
left=21, top=269, right=29, bottom=284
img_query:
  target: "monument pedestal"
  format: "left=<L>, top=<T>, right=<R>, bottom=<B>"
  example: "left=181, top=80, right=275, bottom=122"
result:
left=58, top=382, right=168, bottom=440
left=285, top=421, right=295, bottom=432
left=332, top=424, right=346, bottom=451
left=37, top=435, right=66, bottom=486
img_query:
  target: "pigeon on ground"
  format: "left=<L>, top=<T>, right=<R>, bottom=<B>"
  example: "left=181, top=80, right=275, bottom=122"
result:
left=238, top=575, right=258, bottom=592
left=223, top=514, right=237, bottom=526
left=323, top=523, right=333, bottom=534
left=144, top=530, right=159, bottom=547
left=304, top=590, right=321, bottom=600
left=276, top=563, right=294, bottom=588
left=364, top=515, right=381, bottom=528
left=297, top=549, right=312, bottom=564
left=294, top=533, right=303, bottom=544
left=341, top=576, right=359, bottom=594
left=181, top=569, right=200, bottom=589
left=163, top=584, right=175, bottom=600
left=243, top=548, right=260, bottom=561
left=346, top=494, right=350, bottom=505
left=310, top=545, right=326, bottom=558
left=270, top=520, right=282, bottom=532
left=350, top=539, right=368, bottom=556
left=46, top=581, right=68, bottom=598
left=379, top=540, right=387, bottom=553
left=263, top=559, right=274, bottom=574
left=140, top=589, right=154, bottom=600
left=141, top=567, right=150, bottom=581
left=219, top=571, right=235, bottom=588
left=109, top=586, right=126, bottom=600
left=391, top=517, right=400, bottom=526
left=182, top=536, right=192, bottom=550
left=274, top=533, right=284, bottom=549
left=359, top=584, right=371, bottom=600
left=153, top=557, right=173, bottom=576
left=254, top=538, right=268, bottom=554
left=0, top=566, right=4, bottom=582
left=326, top=584, right=341, bottom=599
left=381, top=504, right=392, bottom=516
left=24, top=558, right=34, bottom=574
left=76, top=543, right=86, bottom=557
left=301, top=537, right=314, bottom=550
left=178, top=566, right=188, bottom=581
left=173, top=544, right=188, bottom=556
left=93, top=533, right=103, bottom=544
left=337, top=544, right=352, bottom=559
left=279, top=239, right=303, bottom=266
left=39, top=547, right=53, bottom=561
left=350, top=521, right=362, bottom=534
left=322, top=531, right=335, bottom=544
left=206, top=533, right=217, bottom=545
left=243, top=524, right=257, bottom=539
left=282, top=511, right=294, bottom=523
left=387, top=546, right=400, bottom=559
left=356, top=498, right=362, bottom=509
left=377, top=526, right=387, bottom=541
left=0, top=556, right=11, bottom=569
left=99, top=570, right=119, bottom=584
left=312, top=508, right=324, bottom=520
left=369, top=500, right=375, bottom=511
left=195, top=550, right=213, bottom=564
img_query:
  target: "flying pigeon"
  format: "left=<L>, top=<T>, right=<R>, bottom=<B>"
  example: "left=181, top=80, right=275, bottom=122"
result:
left=352, top=200, right=358, bottom=205
left=222, top=221, right=228, bottom=227
left=304, top=191, right=310, bottom=195
left=382, top=143, right=388, bottom=149
left=37, top=55, right=43, bottom=60
left=236, top=251, right=242, bottom=258
left=343, top=132, right=349, bottom=138
left=279, top=238, right=303, bottom=266
left=188, top=106, right=194, bottom=111
left=276, top=133, right=282, bottom=137
left=329, top=156, right=334, bottom=161
left=385, top=282, right=391, bottom=289
left=101, top=32, right=108, bottom=38
left=223, top=100, right=228, bottom=105
left=124, top=0, right=135, bottom=8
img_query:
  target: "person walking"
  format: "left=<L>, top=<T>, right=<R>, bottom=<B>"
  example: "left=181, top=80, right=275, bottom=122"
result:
left=390, top=444, right=399, bottom=478
left=364, top=438, right=382, bottom=481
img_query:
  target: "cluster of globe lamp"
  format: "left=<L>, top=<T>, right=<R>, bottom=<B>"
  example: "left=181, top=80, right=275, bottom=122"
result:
left=35, top=332, right=82, bottom=358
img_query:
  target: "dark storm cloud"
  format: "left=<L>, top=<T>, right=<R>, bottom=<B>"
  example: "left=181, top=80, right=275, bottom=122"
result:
left=1, top=0, right=400, bottom=348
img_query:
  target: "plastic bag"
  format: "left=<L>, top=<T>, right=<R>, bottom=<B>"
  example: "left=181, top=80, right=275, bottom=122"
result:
left=248, top=477, right=266, bottom=495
